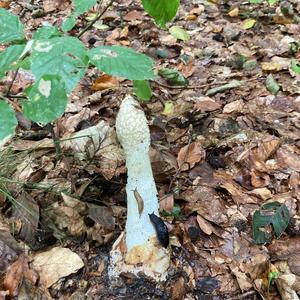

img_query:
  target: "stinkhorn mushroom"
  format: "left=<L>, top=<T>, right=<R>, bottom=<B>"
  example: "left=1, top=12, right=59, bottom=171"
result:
left=109, top=95, right=170, bottom=281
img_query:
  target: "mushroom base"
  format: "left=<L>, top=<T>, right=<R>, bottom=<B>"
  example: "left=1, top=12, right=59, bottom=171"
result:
left=109, top=232, right=170, bottom=281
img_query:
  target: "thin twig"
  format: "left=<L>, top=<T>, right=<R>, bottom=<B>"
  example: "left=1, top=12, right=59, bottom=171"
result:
left=226, top=290, right=257, bottom=300
left=46, top=123, right=62, bottom=160
left=6, top=68, right=20, bottom=96
left=78, top=0, right=116, bottom=38
left=168, top=125, right=193, bottom=193
left=152, top=76, right=261, bottom=90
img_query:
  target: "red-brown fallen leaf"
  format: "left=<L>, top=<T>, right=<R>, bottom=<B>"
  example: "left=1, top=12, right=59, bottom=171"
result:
left=194, top=97, right=221, bottom=112
left=91, top=74, right=119, bottom=91
left=169, top=276, right=186, bottom=300
left=250, top=170, right=270, bottom=188
left=3, top=255, right=25, bottom=297
left=124, top=10, right=144, bottom=21
left=0, top=0, right=10, bottom=8
left=177, top=141, right=205, bottom=171
left=179, top=60, right=195, bottom=78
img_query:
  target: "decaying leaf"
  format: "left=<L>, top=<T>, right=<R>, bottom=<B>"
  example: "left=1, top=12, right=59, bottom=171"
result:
left=31, top=247, right=84, bottom=288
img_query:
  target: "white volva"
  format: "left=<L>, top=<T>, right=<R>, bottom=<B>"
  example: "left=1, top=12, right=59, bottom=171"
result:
left=116, top=95, right=159, bottom=251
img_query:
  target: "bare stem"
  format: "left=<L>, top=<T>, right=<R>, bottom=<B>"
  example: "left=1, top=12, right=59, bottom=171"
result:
left=6, top=68, right=20, bottom=97
left=46, top=123, right=62, bottom=160
left=78, top=0, right=116, bottom=38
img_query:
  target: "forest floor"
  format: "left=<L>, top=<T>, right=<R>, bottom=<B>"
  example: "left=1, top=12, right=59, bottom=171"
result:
left=1, top=0, right=300, bottom=299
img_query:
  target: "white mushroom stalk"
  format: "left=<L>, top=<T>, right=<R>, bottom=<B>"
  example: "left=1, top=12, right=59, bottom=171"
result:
left=109, top=95, right=169, bottom=281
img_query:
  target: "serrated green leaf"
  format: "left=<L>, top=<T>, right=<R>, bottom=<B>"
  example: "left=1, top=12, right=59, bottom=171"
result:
left=291, top=59, right=300, bottom=74
left=0, top=44, right=25, bottom=78
left=32, top=25, right=61, bottom=40
left=133, top=80, right=152, bottom=101
left=169, top=26, right=190, bottom=41
left=266, top=74, right=280, bottom=94
left=242, top=19, right=256, bottom=29
left=158, top=68, right=188, bottom=86
left=23, top=75, right=68, bottom=124
left=0, top=8, right=24, bottom=44
left=62, top=17, right=77, bottom=32
left=73, top=0, right=97, bottom=16
left=252, top=202, right=290, bottom=244
left=31, top=37, right=88, bottom=92
left=142, top=0, right=179, bottom=27
left=0, top=100, right=17, bottom=141
left=88, top=46, right=155, bottom=80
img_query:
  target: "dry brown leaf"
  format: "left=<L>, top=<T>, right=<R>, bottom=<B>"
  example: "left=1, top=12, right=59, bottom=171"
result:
left=230, top=267, right=252, bottom=292
left=0, top=0, right=11, bottom=8
left=194, top=97, right=221, bottom=112
left=43, top=0, right=63, bottom=12
left=3, top=255, right=25, bottom=297
left=275, top=262, right=300, bottom=300
left=31, top=247, right=84, bottom=288
left=159, top=194, right=174, bottom=214
left=223, top=100, right=244, bottom=114
left=0, top=229, right=21, bottom=273
left=169, top=276, right=186, bottom=300
left=277, top=146, right=300, bottom=172
left=124, top=10, right=144, bottom=21
left=177, top=141, right=205, bottom=171
left=179, top=60, right=195, bottom=78
left=196, top=214, right=213, bottom=235
left=91, top=74, right=119, bottom=91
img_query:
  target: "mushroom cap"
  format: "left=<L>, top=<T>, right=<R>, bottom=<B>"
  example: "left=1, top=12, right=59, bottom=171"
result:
left=116, top=95, right=150, bottom=153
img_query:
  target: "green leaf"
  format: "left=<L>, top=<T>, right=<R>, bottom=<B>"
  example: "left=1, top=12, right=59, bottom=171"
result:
left=242, top=18, right=256, bottom=29
left=62, top=17, right=77, bottom=32
left=23, top=75, right=68, bottom=124
left=142, top=0, right=180, bottom=27
left=250, top=0, right=262, bottom=3
left=162, top=101, right=175, bottom=116
left=169, top=26, right=190, bottom=41
left=268, top=0, right=278, bottom=5
left=88, top=46, right=155, bottom=80
left=0, top=44, right=26, bottom=78
left=73, top=0, right=97, bottom=16
left=243, top=59, right=257, bottom=71
left=32, top=25, right=61, bottom=40
left=133, top=80, right=152, bottom=101
left=266, top=74, right=280, bottom=94
left=291, top=59, right=300, bottom=74
left=0, top=8, right=24, bottom=44
left=31, top=36, right=88, bottom=92
left=0, top=100, right=17, bottom=141
left=158, top=68, right=188, bottom=86
left=252, top=202, right=290, bottom=244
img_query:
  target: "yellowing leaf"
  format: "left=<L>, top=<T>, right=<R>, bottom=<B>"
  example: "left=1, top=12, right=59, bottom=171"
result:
left=162, top=101, right=174, bottom=116
left=228, top=7, right=239, bottom=17
left=169, top=26, right=190, bottom=41
left=261, top=62, right=282, bottom=72
left=242, top=19, right=256, bottom=29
